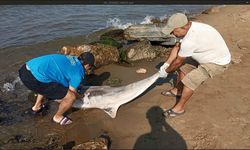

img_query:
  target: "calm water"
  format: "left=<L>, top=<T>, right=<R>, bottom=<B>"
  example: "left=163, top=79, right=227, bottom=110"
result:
left=0, top=5, right=211, bottom=49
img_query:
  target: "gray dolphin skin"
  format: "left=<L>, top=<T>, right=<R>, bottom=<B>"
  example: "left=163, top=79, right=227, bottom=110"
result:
left=72, top=72, right=160, bottom=118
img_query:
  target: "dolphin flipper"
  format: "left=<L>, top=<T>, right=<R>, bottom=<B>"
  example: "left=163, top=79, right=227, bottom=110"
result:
left=103, top=106, right=120, bottom=118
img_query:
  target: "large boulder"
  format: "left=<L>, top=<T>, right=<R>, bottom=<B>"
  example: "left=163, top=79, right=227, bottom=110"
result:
left=60, top=43, right=119, bottom=68
left=124, top=24, right=166, bottom=41
left=100, top=28, right=125, bottom=41
left=125, top=40, right=171, bottom=61
left=97, top=36, right=123, bottom=49
left=124, top=24, right=177, bottom=46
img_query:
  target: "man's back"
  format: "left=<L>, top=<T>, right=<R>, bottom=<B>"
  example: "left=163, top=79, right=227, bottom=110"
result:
left=179, top=22, right=231, bottom=65
left=26, top=54, right=85, bottom=89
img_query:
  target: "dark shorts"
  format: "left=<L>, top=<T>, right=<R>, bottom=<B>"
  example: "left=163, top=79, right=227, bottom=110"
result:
left=19, top=64, right=68, bottom=100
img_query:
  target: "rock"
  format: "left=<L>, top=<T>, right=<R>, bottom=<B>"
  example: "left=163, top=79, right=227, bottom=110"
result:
left=98, top=36, right=123, bottom=49
left=14, top=134, right=32, bottom=143
left=155, top=46, right=171, bottom=57
left=150, top=17, right=162, bottom=24
left=72, top=135, right=111, bottom=150
left=125, top=40, right=171, bottom=61
left=124, top=24, right=178, bottom=45
left=126, top=41, right=156, bottom=61
left=6, top=134, right=33, bottom=144
left=100, top=29, right=125, bottom=41
left=83, top=27, right=117, bottom=44
left=60, top=43, right=119, bottom=68
left=124, top=24, right=167, bottom=40
left=96, top=29, right=124, bottom=49
left=60, top=45, right=87, bottom=56
left=45, top=133, right=63, bottom=150
left=136, top=68, right=147, bottom=74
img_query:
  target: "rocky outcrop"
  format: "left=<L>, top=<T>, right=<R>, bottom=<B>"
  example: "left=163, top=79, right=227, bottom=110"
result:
left=124, top=24, right=177, bottom=46
left=124, top=24, right=166, bottom=41
left=100, top=29, right=125, bottom=41
left=125, top=40, right=171, bottom=61
left=60, top=43, right=119, bottom=68
left=60, top=25, right=173, bottom=66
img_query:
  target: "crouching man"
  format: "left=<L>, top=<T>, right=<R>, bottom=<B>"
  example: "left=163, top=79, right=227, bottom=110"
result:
left=19, top=52, right=95, bottom=125
left=158, top=13, right=231, bottom=117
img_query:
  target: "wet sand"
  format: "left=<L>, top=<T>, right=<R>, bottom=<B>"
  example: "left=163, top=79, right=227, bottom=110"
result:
left=1, top=5, right=250, bottom=149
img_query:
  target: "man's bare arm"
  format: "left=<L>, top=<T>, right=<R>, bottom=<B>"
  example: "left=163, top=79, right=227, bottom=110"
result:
left=69, top=85, right=81, bottom=98
left=166, top=56, right=186, bottom=73
left=165, top=42, right=181, bottom=65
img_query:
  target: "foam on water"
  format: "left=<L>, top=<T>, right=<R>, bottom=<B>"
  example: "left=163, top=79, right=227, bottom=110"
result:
left=140, top=16, right=154, bottom=24
left=106, top=18, right=133, bottom=29
left=106, top=15, right=161, bottom=29
left=2, top=77, right=23, bottom=92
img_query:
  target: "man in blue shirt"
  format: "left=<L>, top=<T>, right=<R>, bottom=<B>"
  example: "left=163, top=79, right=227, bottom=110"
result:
left=19, top=52, right=95, bottom=125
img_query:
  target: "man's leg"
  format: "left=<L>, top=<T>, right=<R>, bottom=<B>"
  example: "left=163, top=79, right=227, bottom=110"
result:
left=53, top=89, right=76, bottom=123
left=171, top=64, right=211, bottom=113
left=32, top=94, right=44, bottom=111
left=171, top=85, right=194, bottom=113
left=170, top=70, right=185, bottom=96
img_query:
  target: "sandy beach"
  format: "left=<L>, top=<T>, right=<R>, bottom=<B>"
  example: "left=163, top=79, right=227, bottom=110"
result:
left=1, top=5, right=250, bottom=149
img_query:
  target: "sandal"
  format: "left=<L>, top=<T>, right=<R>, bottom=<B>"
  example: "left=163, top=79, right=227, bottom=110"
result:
left=30, top=104, right=47, bottom=115
left=53, top=116, right=72, bottom=125
left=163, top=109, right=185, bottom=117
left=161, top=90, right=181, bottom=97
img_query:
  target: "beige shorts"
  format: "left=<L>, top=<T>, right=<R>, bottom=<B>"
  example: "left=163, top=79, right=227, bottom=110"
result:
left=180, top=63, right=229, bottom=91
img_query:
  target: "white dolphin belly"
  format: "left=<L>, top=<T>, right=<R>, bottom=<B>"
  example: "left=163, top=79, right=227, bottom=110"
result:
left=72, top=72, right=160, bottom=118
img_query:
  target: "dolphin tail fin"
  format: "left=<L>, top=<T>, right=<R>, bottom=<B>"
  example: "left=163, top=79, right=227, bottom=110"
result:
left=103, top=106, right=120, bottom=118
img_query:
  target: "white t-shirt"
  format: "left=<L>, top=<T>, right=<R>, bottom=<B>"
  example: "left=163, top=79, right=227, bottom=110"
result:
left=178, top=22, right=231, bottom=65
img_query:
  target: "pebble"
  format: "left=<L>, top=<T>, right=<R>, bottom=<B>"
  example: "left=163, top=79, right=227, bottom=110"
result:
left=136, top=68, right=147, bottom=74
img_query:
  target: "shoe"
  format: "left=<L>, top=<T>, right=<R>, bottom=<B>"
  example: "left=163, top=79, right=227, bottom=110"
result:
left=53, top=116, right=72, bottom=125
left=163, top=109, right=185, bottom=118
left=161, top=90, right=181, bottom=97
left=30, top=104, right=47, bottom=115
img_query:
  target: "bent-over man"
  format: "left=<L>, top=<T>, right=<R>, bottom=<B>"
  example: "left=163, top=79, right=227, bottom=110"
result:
left=158, top=13, right=231, bottom=117
left=19, top=52, right=95, bottom=125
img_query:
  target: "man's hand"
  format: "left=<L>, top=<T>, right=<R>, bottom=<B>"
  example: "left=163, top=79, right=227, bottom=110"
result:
left=158, top=69, right=168, bottom=78
left=159, top=62, right=169, bottom=78
left=160, top=62, right=170, bottom=72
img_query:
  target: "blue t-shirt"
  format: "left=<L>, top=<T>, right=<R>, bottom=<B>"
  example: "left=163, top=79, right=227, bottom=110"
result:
left=26, top=54, right=85, bottom=89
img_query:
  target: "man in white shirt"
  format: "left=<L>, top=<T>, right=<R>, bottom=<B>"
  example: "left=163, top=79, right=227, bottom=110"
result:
left=158, top=13, right=231, bottom=117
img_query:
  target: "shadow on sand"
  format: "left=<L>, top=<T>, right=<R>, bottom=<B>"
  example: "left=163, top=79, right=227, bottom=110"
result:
left=133, top=106, right=187, bottom=149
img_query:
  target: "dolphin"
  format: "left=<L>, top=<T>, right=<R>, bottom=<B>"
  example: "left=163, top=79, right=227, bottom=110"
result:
left=72, top=72, right=160, bottom=118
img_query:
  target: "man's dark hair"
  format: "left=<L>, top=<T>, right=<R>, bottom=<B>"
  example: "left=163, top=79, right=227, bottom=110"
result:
left=78, top=52, right=95, bottom=68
